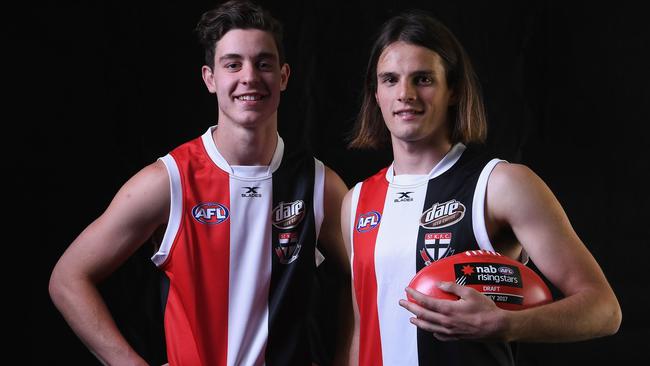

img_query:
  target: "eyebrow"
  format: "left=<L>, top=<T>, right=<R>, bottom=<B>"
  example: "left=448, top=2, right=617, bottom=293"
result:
left=377, top=70, right=435, bottom=78
left=218, top=52, right=278, bottom=62
left=377, top=71, right=397, bottom=79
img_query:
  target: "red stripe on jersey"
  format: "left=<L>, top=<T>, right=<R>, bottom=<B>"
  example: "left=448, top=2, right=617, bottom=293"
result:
left=353, top=168, right=389, bottom=366
left=163, top=139, right=230, bottom=365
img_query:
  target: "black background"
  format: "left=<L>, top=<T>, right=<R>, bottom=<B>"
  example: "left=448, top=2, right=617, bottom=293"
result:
left=22, top=0, right=649, bottom=364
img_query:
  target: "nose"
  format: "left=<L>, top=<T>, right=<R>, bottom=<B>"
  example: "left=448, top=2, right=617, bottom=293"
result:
left=397, top=81, right=416, bottom=103
left=241, top=62, right=260, bottom=84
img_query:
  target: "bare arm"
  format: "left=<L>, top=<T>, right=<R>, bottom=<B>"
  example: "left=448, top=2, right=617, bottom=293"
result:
left=340, top=189, right=359, bottom=365
left=486, top=163, right=621, bottom=341
left=317, top=166, right=353, bottom=365
left=49, top=161, right=170, bottom=365
left=400, top=163, right=621, bottom=342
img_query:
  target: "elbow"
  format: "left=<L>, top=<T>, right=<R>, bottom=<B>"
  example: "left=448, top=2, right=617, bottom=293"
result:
left=49, top=262, right=78, bottom=309
left=603, top=301, right=622, bottom=336
left=48, top=264, right=66, bottom=307
left=593, top=293, right=622, bottom=337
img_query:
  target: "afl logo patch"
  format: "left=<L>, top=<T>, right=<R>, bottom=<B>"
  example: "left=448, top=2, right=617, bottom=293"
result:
left=192, top=202, right=229, bottom=225
left=272, top=200, right=305, bottom=229
left=420, top=199, right=465, bottom=229
left=356, top=211, right=381, bottom=232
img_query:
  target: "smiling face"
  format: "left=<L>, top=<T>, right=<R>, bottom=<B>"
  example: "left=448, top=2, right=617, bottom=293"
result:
left=202, top=28, right=290, bottom=129
left=375, top=41, right=455, bottom=147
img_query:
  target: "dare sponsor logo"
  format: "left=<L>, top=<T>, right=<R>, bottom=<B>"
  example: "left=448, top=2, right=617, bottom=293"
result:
left=420, top=199, right=465, bottom=229
left=272, top=200, right=305, bottom=229
left=192, top=202, right=229, bottom=225
left=356, top=211, right=381, bottom=232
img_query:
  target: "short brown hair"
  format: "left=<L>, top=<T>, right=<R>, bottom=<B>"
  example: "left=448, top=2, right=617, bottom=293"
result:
left=350, top=10, right=486, bottom=149
left=195, top=0, right=285, bottom=69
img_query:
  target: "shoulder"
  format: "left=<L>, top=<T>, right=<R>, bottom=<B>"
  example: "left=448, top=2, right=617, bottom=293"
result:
left=486, top=162, right=558, bottom=222
left=322, top=165, right=348, bottom=204
left=489, top=162, right=543, bottom=194
left=114, top=160, right=170, bottom=211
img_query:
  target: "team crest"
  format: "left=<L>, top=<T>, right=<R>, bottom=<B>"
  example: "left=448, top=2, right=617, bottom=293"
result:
left=272, top=200, right=305, bottom=229
left=275, top=232, right=301, bottom=264
left=192, top=202, right=229, bottom=225
left=419, top=232, right=454, bottom=265
left=356, top=211, right=381, bottom=232
left=420, top=199, right=465, bottom=229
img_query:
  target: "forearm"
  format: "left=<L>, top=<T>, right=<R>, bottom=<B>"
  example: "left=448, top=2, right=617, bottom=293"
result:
left=49, top=272, right=148, bottom=366
left=504, top=288, right=621, bottom=342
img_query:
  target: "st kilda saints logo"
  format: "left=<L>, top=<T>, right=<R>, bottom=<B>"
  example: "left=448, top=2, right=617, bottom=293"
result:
left=192, top=202, right=229, bottom=225
left=420, top=199, right=465, bottom=229
left=272, top=200, right=305, bottom=229
left=419, top=232, right=454, bottom=265
left=276, top=232, right=301, bottom=264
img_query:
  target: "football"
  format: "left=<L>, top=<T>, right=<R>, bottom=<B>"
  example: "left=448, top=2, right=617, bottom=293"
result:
left=407, top=250, right=552, bottom=310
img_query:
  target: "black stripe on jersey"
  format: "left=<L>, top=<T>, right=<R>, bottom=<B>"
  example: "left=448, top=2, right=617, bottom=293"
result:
left=414, top=147, right=515, bottom=366
left=267, top=149, right=316, bottom=366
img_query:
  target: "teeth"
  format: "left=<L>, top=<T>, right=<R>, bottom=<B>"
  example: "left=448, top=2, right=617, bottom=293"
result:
left=237, top=95, right=262, bottom=101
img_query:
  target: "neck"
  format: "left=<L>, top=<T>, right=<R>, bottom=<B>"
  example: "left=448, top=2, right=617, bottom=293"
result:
left=391, top=137, right=453, bottom=175
left=213, top=119, right=278, bottom=166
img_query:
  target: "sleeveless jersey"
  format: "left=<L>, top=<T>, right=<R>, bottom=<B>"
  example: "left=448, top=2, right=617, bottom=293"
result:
left=349, top=143, right=515, bottom=366
left=151, top=127, right=325, bottom=366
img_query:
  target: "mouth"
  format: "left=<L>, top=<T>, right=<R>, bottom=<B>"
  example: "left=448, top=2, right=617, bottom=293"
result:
left=393, top=108, right=424, bottom=118
left=234, top=93, right=267, bottom=101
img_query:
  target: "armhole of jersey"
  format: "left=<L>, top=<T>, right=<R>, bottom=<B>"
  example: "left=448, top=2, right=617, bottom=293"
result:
left=349, top=182, right=363, bottom=279
left=472, top=158, right=505, bottom=253
left=313, top=158, right=326, bottom=266
left=151, top=154, right=183, bottom=267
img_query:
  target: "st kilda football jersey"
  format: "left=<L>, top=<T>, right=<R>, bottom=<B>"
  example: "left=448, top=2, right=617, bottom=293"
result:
left=151, top=126, right=325, bottom=366
left=349, top=143, right=515, bottom=366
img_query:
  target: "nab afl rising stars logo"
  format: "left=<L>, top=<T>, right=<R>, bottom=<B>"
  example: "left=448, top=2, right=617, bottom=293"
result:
left=272, top=200, right=305, bottom=264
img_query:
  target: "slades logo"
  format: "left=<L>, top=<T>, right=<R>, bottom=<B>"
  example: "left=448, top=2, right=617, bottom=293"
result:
left=356, top=211, right=381, bottom=232
left=192, top=202, right=229, bottom=225
left=394, top=191, right=414, bottom=203
left=242, top=186, right=262, bottom=198
left=420, top=199, right=465, bottom=229
left=272, top=200, right=305, bottom=229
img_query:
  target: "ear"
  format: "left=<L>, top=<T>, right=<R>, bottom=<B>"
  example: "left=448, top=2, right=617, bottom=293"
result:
left=201, top=65, right=217, bottom=93
left=280, top=63, right=291, bottom=91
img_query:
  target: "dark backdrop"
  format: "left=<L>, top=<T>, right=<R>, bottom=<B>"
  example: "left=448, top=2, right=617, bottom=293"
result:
left=25, top=0, right=649, bottom=364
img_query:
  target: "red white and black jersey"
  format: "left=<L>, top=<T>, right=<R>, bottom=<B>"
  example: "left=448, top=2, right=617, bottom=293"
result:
left=152, top=126, right=325, bottom=366
left=349, top=143, right=515, bottom=366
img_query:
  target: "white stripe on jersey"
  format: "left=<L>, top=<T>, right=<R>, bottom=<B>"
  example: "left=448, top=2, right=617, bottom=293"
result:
left=374, top=181, right=428, bottom=366
left=227, top=172, right=272, bottom=366
left=151, top=155, right=183, bottom=267
left=313, top=159, right=325, bottom=267
left=349, top=182, right=363, bottom=280
left=472, top=158, right=505, bottom=253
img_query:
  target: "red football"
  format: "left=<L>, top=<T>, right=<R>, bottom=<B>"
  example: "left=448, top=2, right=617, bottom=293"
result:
left=407, top=250, right=552, bottom=310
